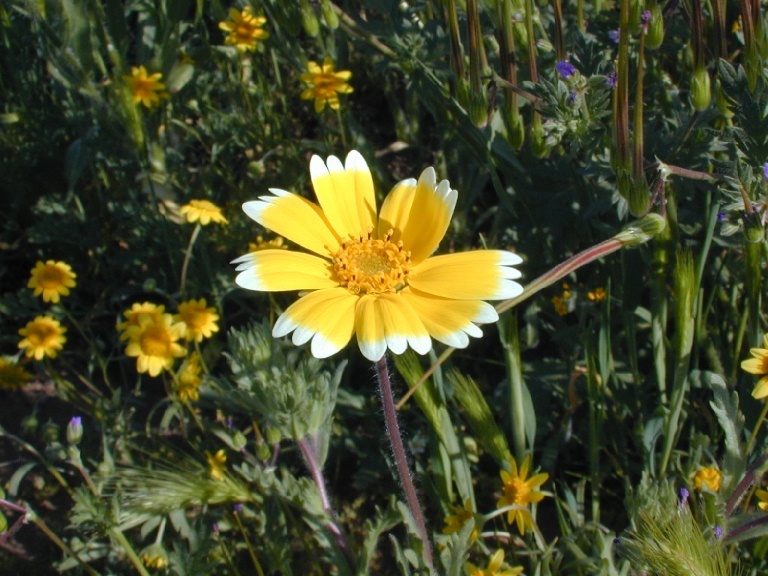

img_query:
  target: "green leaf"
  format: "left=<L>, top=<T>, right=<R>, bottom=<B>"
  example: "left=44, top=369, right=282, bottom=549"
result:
left=702, top=370, right=745, bottom=492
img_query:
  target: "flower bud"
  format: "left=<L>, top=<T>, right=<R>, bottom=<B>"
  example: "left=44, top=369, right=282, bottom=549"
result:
left=529, top=116, right=550, bottom=158
left=645, top=4, right=664, bottom=50
left=232, top=431, right=247, bottom=451
left=301, top=0, right=320, bottom=37
left=67, top=416, right=83, bottom=445
left=690, top=67, right=711, bottom=111
left=504, top=108, right=525, bottom=150
left=320, top=0, right=339, bottom=29
left=742, top=210, right=765, bottom=244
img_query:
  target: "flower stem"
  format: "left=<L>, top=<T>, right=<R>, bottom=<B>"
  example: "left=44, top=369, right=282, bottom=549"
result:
left=180, top=223, right=202, bottom=293
left=297, top=437, right=356, bottom=573
left=375, top=357, right=433, bottom=569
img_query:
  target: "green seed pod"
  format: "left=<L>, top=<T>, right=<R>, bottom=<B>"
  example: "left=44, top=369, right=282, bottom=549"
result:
left=529, top=116, right=550, bottom=158
left=320, top=0, right=339, bottom=29
left=255, top=441, right=271, bottom=461
left=628, top=177, right=650, bottom=217
left=742, top=210, right=765, bottom=244
left=645, top=4, right=664, bottom=50
left=629, top=0, right=643, bottom=35
left=690, top=67, right=711, bottom=111
left=505, top=108, right=525, bottom=150
left=232, top=431, right=247, bottom=451
left=0, top=511, right=7, bottom=534
left=714, top=78, right=735, bottom=119
left=265, top=425, right=282, bottom=445
left=301, top=0, right=320, bottom=37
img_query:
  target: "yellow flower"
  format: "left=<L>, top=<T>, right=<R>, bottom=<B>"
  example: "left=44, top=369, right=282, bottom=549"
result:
left=233, top=151, right=523, bottom=362
left=117, top=302, right=166, bottom=340
left=125, top=66, right=168, bottom=108
left=176, top=352, right=203, bottom=402
left=496, top=455, right=548, bottom=534
left=551, top=295, right=567, bottom=316
left=248, top=235, right=287, bottom=252
left=465, top=550, right=523, bottom=576
left=741, top=334, right=768, bottom=399
left=693, top=467, right=722, bottom=492
left=140, top=544, right=169, bottom=569
left=179, top=199, right=228, bottom=226
left=587, top=287, right=606, bottom=302
left=27, top=260, right=76, bottom=304
left=443, top=499, right=479, bottom=540
left=300, top=57, right=354, bottom=113
left=18, top=316, right=67, bottom=360
left=207, top=449, right=227, bottom=480
left=123, top=313, right=186, bottom=377
left=0, top=357, right=33, bottom=390
left=756, top=488, right=768, bottom=511
left=219, top=7, right=269, bottom=52
left=175, top=298, right=220, bottom=342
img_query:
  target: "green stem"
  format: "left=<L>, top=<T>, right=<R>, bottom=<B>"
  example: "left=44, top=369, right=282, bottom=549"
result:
left=375, top=357, right=433, bottom=570
left=27, top=511, right=102, bottom=576
left=180, top=223, right=202, bottom=293
left=109, top=527, right=152, bottom=576
left=500, top=312, right=527, bottom=462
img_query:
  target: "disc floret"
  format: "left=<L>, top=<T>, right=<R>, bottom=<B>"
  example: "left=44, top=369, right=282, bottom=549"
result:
left=333, top=228, right=411, bottom=295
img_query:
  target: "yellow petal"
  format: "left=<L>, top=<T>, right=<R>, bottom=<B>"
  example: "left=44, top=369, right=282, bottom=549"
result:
left=379, top=168, right=457, bottom=265
left=410, top=251, right=523, bottom=300
left=242, top=189, right=340, bottom=256
left=233, top=249, right=337, bottom=291
left=309, top=151, right=376, bottom=240
left=354, top=293, right=432, bottom=359
left=378, top=177, right=416, bottom=239
left=272, top=288, right=357, bottom=358
left=742, top=356, right=766, bottom=374
left=401, top=288, right=498, bottom=348
left=753, top=376, right=768, bottom=399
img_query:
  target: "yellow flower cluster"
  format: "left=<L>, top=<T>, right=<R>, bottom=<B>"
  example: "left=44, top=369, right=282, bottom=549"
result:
left=28, top=260, right=77, bottom=304
left=117, top=299, right=219, bottom=378
left=0, top=357, right=33, bottom=391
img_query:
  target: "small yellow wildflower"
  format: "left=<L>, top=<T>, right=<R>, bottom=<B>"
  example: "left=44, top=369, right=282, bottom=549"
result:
left=693, top=467, right=722, bottom=493
left=300, top=57, right=354, bottom=113
left=465, top=549, right=523, bottom=576
left=123, top=313, right=186, bottom=377
left=248, top=235, right=287, bottom=252
left=179, top=199, right=228, bottom=226
left=756, top=488, right=768, bottom=511
left=27, top=260, right=76, bottom=304
left=176, top=352, right=203, bottom=403
left=18, top=316, right=67, bottom=360
left=0, top=358, right=33, bottom=391
left=125, top=66, right=168, bottom=108
left=551, top=296, right=567, bottom=316
left=587, top=287, right=606, bottom=302
left=741, top=334, right=768, bottom=399
left=175, top=298, right=220, bottom=342
left=207, top=449, right=227, bottom=480
left=443, top=499, right=479, bottom=540
left=140, top=544, right=169, bottom=569
left=117, top=302, right=167, bottom=340
left=497, top=455, right=548, bottom=534
left=219, top=7, right=269, bottom=52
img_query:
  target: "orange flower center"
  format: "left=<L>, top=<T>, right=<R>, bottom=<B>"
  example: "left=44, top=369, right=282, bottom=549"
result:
left=312, top=74, right=342, bottom=97
left=133, top=78, right=157, bottom=99
left=140, top=325, right=172, bottom=356
left=182, top=309, right=206, bottom=330
left=38, top=267, right=66, bottom=289
left=28, top=323, right=59, bottom=345
left=333, top=228, right=411, bottom=295
left=505, top=477, right=531, bottom=506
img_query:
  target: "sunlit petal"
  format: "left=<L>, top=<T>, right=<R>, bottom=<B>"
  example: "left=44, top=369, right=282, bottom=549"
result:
left=310, top=151, right=376, bottom=240
left=233, top=249, right=336, bottom=291
left=410, top=251, right=523, bottom=300
left=243, top=189, right=340, bottom=256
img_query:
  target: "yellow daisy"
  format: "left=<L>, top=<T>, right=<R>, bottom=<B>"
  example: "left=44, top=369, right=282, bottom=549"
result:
left=18, top=316, right=67, bottom=360
left=125, top=66, right=168, bottom=108
left=443, top=498, right=479, bottom=540
left=233, top=151, right=523, bottom=362
left=179, top=199, right=228, bottom=226
left=175, top=298, right=220, bottom=342
left=741, top=334, right=768, bottom=399
left=219, top=7, right=269, bottom=52
left=496, top=455, right=548, bottom=534
left=300, top=57, right=354, bottom=113
left=123, top=313, right=186, bottom=377
left=693, top=467, right=722, bottom=493
left=176, top=352, right=202, bottom=402
left=27, top=260, right=76, bottom=304
left=0, top=357, right=33, bottom=391
left=466, top=550, right=523, bottom=576
left=117, top=302, right=167, bottom=340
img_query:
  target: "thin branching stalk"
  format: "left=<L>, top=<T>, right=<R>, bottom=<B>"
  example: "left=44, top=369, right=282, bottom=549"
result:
left=180, top=223, right=202, bottom=293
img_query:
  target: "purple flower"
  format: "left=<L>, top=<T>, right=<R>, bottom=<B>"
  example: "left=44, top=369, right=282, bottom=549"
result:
left=67, top=416, right=83, bottom=445
left=556, top=60, right=576, bottom=79
left=568, top=90, right=578, bottom=103
left=606, top=72, right=618, bottom=88
left=641, top=10, right=652, bottom=24
left=678, top=487, right=690, bottom=508
left=763, top=162, right=768, bottom=181
left=233, top=503, right=243, bottom=513
left=714, top=525, right=723, bottom=540
left=609, top=29, right=620, bottom=43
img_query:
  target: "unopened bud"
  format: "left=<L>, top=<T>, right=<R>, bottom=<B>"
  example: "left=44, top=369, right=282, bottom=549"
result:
left=301, top=0, right=320, bottom=37
left=67, top=416, right=83, bottom=445
left=232, top=431, right=247, bottom=451
left=645, top=4, right=664, bottom=50
left=690, top=67, right=711, bottom=111
left=320, top=0, right=339, bottom=29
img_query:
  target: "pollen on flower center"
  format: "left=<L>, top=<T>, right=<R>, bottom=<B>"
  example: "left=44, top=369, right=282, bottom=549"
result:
left=141, top=326, right=172, bottom=356
left=333, top=228, right=411, bottom=295
left=39, top=268, right=65, bottom=288
left=507, top=478, right=530, bottom=505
